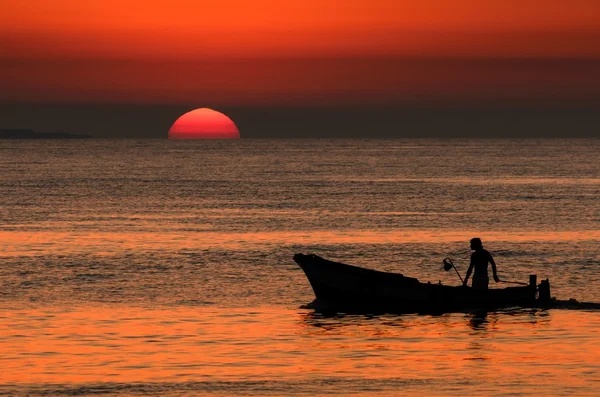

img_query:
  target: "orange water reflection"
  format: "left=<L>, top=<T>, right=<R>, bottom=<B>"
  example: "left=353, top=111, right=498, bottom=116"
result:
left=1, top=230, right=599, bottom=257
left=1, top=306, right=598, bottom=395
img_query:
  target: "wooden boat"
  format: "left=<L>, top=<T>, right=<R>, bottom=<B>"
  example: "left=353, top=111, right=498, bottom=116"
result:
left=294, top=253, right=547, bottom=314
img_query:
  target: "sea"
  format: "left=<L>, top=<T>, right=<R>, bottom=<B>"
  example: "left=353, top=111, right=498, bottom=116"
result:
left=0, top=139, right=598, bottom=396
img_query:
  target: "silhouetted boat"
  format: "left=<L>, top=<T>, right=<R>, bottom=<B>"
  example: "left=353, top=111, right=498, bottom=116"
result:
left=294, top=254, right=548, bottom=314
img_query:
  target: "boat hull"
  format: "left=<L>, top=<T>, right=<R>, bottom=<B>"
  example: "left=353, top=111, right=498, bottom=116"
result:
left=294, top=253, right=538, bottom=314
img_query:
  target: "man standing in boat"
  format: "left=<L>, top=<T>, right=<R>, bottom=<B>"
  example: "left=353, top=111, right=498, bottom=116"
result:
left=463, top=238, right=500, bottom=289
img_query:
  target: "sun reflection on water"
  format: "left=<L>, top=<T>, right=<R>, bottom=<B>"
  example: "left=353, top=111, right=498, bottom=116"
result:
left=0, top=306, right=597, bottom=396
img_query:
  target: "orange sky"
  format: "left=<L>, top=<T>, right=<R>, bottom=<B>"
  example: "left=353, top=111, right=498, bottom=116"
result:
left=1, top=0, right=600, bottom=105
left=2, top=0, right=600, bottom=59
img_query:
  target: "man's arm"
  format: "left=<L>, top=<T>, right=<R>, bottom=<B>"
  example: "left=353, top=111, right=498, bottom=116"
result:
left=490, top=253, right=499, bottom=282
left=463, top=258, right=474, bottom=286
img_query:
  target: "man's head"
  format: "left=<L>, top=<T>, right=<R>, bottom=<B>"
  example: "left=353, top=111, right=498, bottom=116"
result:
left=470, top=238, right=483, bottom=250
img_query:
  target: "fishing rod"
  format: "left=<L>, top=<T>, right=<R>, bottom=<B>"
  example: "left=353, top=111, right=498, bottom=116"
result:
left=497, top=279, right=529, bottom=286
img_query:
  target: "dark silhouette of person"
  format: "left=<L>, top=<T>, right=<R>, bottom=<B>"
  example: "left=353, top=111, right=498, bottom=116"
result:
left=463, top=238, right=500, bottom=289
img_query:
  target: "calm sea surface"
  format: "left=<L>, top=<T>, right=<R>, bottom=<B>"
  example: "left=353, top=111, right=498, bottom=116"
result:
left=0, top=139, right=599, bottom=396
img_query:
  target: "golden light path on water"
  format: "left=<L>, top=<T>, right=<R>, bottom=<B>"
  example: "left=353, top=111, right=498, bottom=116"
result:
left=1, top=230, right=600, bottom=257
left=0, top=307, right=598, bottom=396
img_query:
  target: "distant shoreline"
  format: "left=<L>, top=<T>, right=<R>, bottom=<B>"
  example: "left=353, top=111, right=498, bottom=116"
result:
left=0, top=129, right=91, bottom=139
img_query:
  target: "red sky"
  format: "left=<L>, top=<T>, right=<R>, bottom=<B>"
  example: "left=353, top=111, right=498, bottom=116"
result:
left=1, top=0, right=600, bottom=105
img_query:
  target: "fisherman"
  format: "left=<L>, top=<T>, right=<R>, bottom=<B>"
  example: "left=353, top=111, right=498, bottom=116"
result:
left=463, top=238, right=500, bottom=290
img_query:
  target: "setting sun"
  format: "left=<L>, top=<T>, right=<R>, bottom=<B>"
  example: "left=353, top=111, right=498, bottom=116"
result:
left=167, top=108, right=240, bottom=140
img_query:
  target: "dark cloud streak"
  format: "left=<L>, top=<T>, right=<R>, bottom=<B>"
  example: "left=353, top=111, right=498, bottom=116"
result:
left=1, top=102, right=598, bottom=138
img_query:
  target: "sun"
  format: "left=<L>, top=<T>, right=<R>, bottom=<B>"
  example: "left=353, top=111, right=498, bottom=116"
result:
left=168, top=108, right=240, bottom=140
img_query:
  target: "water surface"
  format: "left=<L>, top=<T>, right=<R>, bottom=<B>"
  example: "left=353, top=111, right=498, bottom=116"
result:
left=0, top=139, right=598, bottom=395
